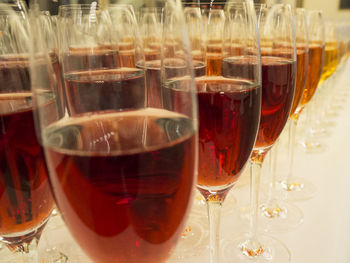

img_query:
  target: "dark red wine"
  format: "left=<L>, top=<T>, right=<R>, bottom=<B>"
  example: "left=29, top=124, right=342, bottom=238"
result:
left=222, top=56, right=295, bottom=149
left=163, top=76, right=260, bottom=188
left=137, top=59, right=206, bottom=108
left=0, top=93, right=54, bottom=236
left=44, top=108, right=196, bottom=263
left=64, top=68, right=146, bottom=116
left=62, top=46, right=120, bottom=72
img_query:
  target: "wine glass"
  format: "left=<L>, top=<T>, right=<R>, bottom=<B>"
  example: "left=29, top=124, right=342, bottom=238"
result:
left=189, top=2, right=262, bottom=263
left=223, top=3, right=296, bottom=262
left=30, top=1, right=198, bottom=263
left=0, top=4, right=55, bottom=263
left=279, top=10, right=325, bottom=201
left=257, top=7, right=308, bottom=232
left=203, top=3, right=226, bottom=77
left=167, top=4, right=210, bottom=260
left=304, top=21, right=339, bottom=137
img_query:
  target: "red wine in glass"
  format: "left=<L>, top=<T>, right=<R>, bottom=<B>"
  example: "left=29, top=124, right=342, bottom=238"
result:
left=64, top=68, right=146, bottom=116
left=44, top=108, right=196, bottom=263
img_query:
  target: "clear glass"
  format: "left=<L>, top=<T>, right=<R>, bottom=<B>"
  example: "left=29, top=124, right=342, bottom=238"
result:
left=280, top=10, right=325, bottom=201
left=224, top=3, right=296, bottom=262
left=258, top=8, right=308, bottom=232
left=30, top=1, right=198, bottom=263
left=301, top=21, right=339, bottom=152
left=0, top=4, right=55, bottom=263
left=169, top=4, right=209, bottom=259
left=195, top=2, right=262, bottom=263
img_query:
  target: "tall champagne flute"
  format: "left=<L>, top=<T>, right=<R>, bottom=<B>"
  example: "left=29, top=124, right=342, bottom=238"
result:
left=224, top=4, right=296, bottom=262
left=303, top=22, right=339, bottom=137
left=0, top=4, right=55, bottom=263
left=279, top=10, right=325, bottom=201
left=168, top=4, right=209, bottom=260
left=188, top=2, right=262, bottom=263
left=258, top=8, right=308, bottom=232
left=204, top=4, right=226, bottom=77
left=30, top=1, right=198, bottom=263
left=138, top=7, right=164, bottom=108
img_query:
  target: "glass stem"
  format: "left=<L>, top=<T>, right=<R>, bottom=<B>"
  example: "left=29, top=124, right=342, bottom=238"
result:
left=239, top=154, right=267, bottom=258
left=248, top=158, right=262, bottom=240
left=266, top=141, right=279, bottom=203
left=302, top=99, right=316, bottom=145
left=283, top=117, right=298, bottom=187
left=207, top=200, right=223, bottom=263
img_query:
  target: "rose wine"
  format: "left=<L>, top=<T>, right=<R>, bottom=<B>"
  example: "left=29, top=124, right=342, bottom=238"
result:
left=44, top=108, right=196, bottom=263
left=291, top=48, right=308, bottom=116
left=197, top=77, right=260, bottom=187
left=222, top=56, right=295, bottom=149
left=144, top=48, right=161, bottom=61
left=64, top=68, right=146, bottom=115
left=0, top=56, right=30, bottom=92
left=164, top=76, right=260, bottom=188
left=206, top=44, right=222, bottom=76
left=256, top=56, right=295, bottom=148
left=300, top=44, right=323, bottom=106
left=137, top=59, right=206, bottom=108
left=62, top=46, right=120, bottom=72
left=119, top=41, right=136, bottom=68
left=0, top=93, right=54, bottom=236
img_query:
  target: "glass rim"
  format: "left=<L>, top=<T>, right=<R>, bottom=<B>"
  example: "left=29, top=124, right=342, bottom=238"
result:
left=58, top=3, right=99, bottom=12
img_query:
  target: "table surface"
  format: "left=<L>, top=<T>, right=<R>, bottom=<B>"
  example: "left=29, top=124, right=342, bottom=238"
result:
left=2, top=58, right=350, bottom=263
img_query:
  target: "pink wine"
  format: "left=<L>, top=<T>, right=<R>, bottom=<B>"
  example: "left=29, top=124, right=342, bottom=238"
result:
left=163, top=76, right=260, bottom=188
left=64, top=68, right=145, bottom=115
left=0, top=93, right=54, bottom=236
left=137, top=59, right=206, bottom=108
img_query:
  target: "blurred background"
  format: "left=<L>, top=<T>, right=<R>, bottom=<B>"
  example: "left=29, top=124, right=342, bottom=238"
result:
left=30, top=0, right=350, bottom=20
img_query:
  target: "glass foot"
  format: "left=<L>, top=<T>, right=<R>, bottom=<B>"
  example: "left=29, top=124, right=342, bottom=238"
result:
left=300, top=139, right=328, bottom=154
left=278, top=176, right=317, bottom=201
left=169, top=218, right=208, bottom=260
left=258, top=200, right=303, bottom=233
left=222, top=233, right=290, bottom=263
left=42, top=247, right=68, bottom=263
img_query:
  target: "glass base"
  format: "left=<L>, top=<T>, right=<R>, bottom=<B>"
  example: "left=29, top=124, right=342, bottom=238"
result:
left=41, top=247, right=68, bottom=263
left=258, top=199, right=303, bottom=233
left=300, top=139, right=328, bottom=154
left=169, top=218, right=208, bottom=260
left=278, top=177, right=317, bottom=201
left=221, top=233, right=290, bottom=263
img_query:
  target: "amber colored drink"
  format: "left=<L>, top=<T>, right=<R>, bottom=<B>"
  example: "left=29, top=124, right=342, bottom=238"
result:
left=44, top=109, right=196, bottom=263
left=291, top=49, right=308, bottom=116
left=300, top=45, right=323, bottom=106
left=206, top=44, right=222, bottom=76
left=319, top=43, right=338, bottom=84
left=0, top=93, right=54, bottom=236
